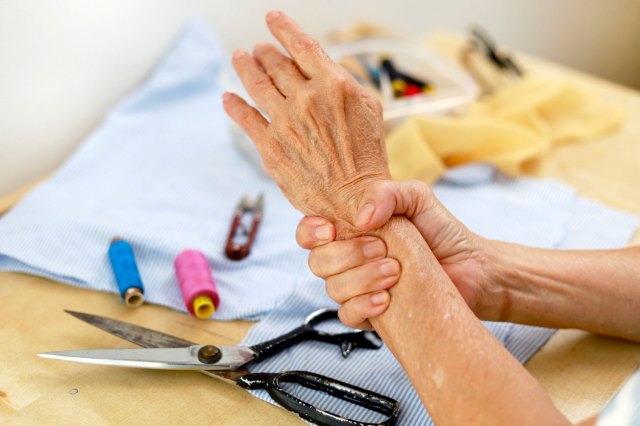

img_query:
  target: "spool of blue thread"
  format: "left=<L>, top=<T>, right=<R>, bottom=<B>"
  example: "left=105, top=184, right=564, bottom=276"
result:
left=108, top=238, right=145, bottom=308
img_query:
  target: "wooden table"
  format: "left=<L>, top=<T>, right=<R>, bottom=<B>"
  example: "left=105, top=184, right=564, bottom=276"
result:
left=1, top=34, right=639, bottom=425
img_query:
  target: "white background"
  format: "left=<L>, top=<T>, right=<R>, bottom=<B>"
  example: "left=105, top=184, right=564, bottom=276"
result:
left=1, top=0, right=639, bottom=197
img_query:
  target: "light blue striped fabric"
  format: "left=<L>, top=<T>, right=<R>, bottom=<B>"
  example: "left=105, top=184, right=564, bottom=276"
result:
left=598, top=368, right=640, bottom=426
left=244, top=178, right=638, bottom=424
left=0, top=20, right=309, bottom=321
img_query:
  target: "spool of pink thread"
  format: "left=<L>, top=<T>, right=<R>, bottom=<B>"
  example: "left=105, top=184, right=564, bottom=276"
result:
left=174, top=249, right=220, bottom=319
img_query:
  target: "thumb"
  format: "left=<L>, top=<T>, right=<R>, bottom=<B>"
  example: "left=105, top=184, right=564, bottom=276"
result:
left=354, top=180, right=430, bottom=231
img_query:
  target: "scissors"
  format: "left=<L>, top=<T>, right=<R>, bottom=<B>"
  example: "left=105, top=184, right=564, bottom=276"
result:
left=39, top=309, right=400, bottom=426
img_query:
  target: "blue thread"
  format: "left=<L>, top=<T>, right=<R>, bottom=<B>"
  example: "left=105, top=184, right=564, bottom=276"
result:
left=108, top=239, right=145, bottom=299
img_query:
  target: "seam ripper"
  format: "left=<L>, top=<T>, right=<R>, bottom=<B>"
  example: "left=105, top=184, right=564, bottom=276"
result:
left=107, top=238, right=145, bottom=307
left=225, top=193, right=264, bottom=261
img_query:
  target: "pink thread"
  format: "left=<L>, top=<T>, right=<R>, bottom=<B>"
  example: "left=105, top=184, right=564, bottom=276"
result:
left=174, top=249, right=220, bottom=316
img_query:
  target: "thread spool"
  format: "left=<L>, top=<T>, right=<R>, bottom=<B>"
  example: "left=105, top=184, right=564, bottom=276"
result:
left=174, top=249, right=220, bottom=319
left=108, top=239, right=145, bottom=307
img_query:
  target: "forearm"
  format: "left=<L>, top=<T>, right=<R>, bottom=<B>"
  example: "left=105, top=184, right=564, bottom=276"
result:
left=489, top=242, right=640, bottom=341
left=366, top=217, right=567, bottom=425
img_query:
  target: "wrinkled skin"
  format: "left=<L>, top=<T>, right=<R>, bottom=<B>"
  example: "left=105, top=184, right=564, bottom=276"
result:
left=295, top=180, right=497, bottom=329
left=223, top=11, right=390, bottom=236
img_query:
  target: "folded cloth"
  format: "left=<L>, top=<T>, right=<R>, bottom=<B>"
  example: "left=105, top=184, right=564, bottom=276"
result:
left=387, top=77, right=626, bottom=183
left=0, top=20, right=311, bottom=320
left=244, top=175, right=638, bottom=425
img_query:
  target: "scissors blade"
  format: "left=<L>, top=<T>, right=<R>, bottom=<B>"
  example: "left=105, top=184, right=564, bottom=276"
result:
left=60, top=311, right=256, bottom=376
left=64, top=310, right=196, bottom=348
left=38, top=345, right=256, bottom=371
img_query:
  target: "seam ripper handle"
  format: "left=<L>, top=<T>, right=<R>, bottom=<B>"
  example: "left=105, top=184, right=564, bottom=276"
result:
left=174, top=249, right=220, bottom=319
left=107, top=239, right=145, bottom=308
left=225, top=211, right=262, bottom=260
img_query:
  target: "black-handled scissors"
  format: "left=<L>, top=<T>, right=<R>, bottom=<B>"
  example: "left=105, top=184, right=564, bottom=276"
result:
left=39, top=309, right=400, bottom=426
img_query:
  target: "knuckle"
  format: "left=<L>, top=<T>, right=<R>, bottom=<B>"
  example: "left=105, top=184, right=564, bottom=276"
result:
left=294, top=89, right=322, bottom=109
left=299, top=87, right=320, bottom=103
left=237, top=107, right=255, bottom=122
left=337, top=307, right=357, bottom=328
left=342, top=78, right=361, bottom=97
left=293, top=34, right=319, bottom=54
left=332, top=74, right=348, bottom=91
left=252, top=75, right=272, bottom=89
left=360, top=237, right=386, bottom=260
left=293, top=88, right=308, bottom=103
left=307, top=251, right=322, bottom=276
left=260, top=151, right=277, bottom=170
left=324, top=277, right=341, bottom=302
left=274, top=57, right=292, bottom=73
left=295, top=224, right=309, bottom=248
left=409, top=179, right=430, bottom=195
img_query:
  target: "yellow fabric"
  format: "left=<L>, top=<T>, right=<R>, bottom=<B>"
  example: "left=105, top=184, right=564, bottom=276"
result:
left=386, top=77, right=626, bottom=182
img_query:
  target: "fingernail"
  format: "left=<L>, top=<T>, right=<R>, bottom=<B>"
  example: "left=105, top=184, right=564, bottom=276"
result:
left=371, top=292, right=388, bottom=305
left=363, top=240, right=385, bottom=259
left=380, top=260, right=399, bottom=277
left=266, top=11, right=281, bottom=23
left=222, top=92, right=232, bottom=102
left=355, top=203, right=375, bottom=228
left=314, top=224, right=332, bottom=241
left=233, top=49, right=246, bottom=59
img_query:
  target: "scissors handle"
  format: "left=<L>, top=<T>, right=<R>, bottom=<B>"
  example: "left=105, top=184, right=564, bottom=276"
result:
left=237, top=371, right=399, bottom=426
left=249, top=309, right=381, bottom=360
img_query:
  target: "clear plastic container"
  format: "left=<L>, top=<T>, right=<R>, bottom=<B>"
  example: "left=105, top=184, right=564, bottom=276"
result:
left=327, top=38, right=479, bottom=125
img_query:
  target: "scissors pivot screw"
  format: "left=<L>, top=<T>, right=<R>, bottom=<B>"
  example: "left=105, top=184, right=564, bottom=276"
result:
left=197, top=345, right=222, bottom=364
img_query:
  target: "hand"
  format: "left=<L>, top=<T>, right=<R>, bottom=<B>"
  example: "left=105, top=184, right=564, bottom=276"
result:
left=297, top=180, right=501, bottom=328
left=223, top=11, right=390, bottom=235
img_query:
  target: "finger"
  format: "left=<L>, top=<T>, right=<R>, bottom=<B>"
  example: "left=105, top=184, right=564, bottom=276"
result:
left=253, top=42, right=306, bottom=97
left=325, top=258, right=400, bottom=304
left=355, top=180, right=434, bottom=231
left=308, top=236, right=387, bottom=279
left=265, top=11, right=334, bottom=78
left=354, top=181, right=397, bottom=230
left=222, top=92, right=269, bottom=142
left=296, top=216, right=335, bottom=249
left=337, top=291, right=390, bottom=330
left=232, top=49, right=284, bottom=115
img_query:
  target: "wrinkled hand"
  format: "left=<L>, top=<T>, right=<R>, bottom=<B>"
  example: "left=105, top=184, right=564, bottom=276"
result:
left=223, top=11, right=390, bottom=235
left=297, top=180, right=499, bottom=329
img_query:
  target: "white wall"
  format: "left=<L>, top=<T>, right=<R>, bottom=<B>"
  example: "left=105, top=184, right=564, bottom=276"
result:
left=1, top=0, right=639, bottom=197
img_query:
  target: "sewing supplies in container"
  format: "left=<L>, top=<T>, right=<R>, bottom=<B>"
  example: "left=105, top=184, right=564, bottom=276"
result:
left=107, top=238, right=145, bottom=307
left=328, top=39, right=477, bottom=124
left=225, top=193, right=264, bottom=261
left=381, top=57, right=433, bottom=98
left=174, top=249, right=220, bottom=319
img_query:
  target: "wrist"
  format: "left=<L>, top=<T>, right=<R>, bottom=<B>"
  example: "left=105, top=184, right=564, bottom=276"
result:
left=474, top=239, right=520, bottom=322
